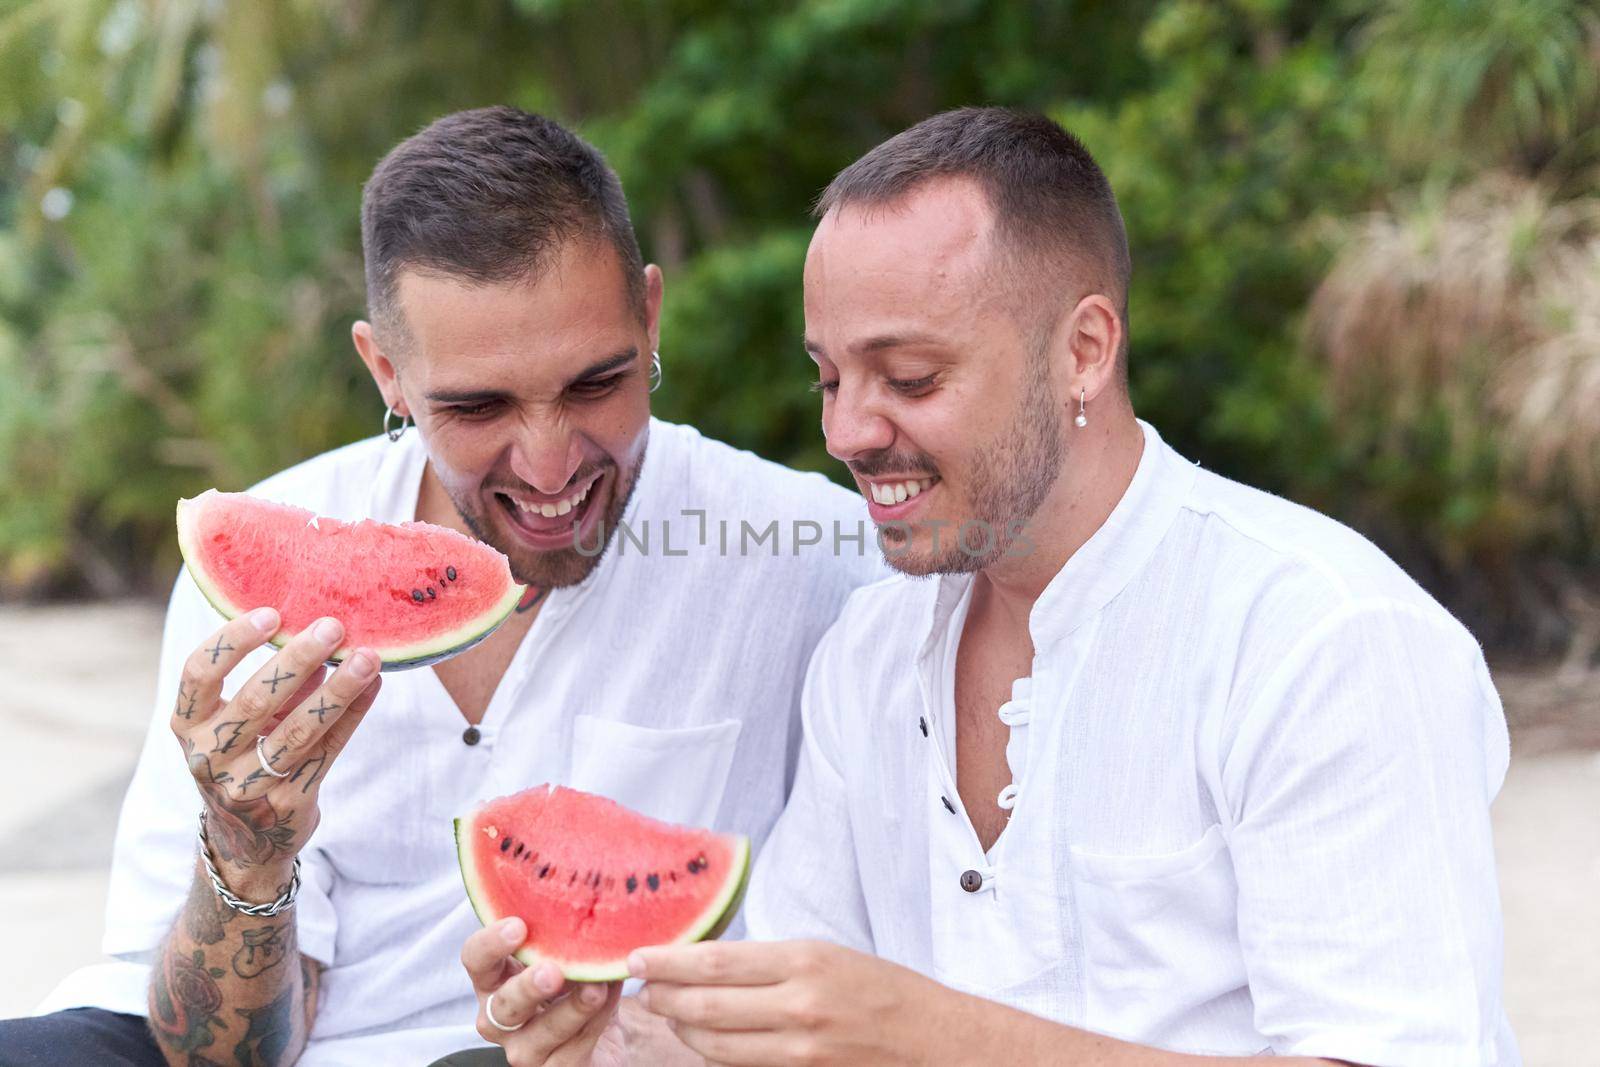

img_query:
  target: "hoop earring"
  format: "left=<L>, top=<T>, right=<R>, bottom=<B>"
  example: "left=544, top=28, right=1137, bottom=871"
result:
left=384, top=404, right=412, bottom=442
left=649, top=350, right=663, bottom=394
left=1074, top=388, right=1088, bottom=428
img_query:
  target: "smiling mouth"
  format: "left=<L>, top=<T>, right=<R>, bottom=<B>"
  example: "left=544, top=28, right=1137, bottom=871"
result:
left=494, top=473, right=603, bottom=540
left=863, top=475, right=939, bottom=507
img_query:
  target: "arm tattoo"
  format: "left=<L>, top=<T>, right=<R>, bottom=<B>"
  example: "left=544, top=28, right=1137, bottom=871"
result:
left=150, top=947, right=227, bottom=1053
left=183, top=872, right=234, bottom=946
left=232, top=985, right=296, bottom=1066
left=155, top=869, right=314, bottom=1067
left=300, top=956, right=320, bottom=1021
left=232, top=927, right=289, bottom=979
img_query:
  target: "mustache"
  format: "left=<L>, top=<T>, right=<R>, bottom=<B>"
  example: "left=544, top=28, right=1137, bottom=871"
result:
left=847, top=448, right=940, bottom=480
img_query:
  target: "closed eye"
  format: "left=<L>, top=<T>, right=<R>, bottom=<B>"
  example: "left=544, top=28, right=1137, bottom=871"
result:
left=448, top=400, right=501, bottom=420
left=888, top=374, right=937, bottom=396
left=569, top=372, right=627, bottom=399
left=810, top=379, right=839, bottom=395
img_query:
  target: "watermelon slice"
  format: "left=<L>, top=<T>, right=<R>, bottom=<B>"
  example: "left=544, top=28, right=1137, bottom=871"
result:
left=456, top=785, right=751, bottom=981
left=176, top=489, right=523, bottom=670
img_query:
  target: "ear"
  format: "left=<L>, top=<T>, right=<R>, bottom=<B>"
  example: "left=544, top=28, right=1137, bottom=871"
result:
left=642, top=264, right=665, bottom=355
left=352, top=321, right=407, bottom=416
left=1063, top=294, right=1123, bottom=403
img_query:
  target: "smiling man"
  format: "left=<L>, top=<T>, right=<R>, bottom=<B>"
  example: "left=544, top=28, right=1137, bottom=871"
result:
left=0, top=107, right=882, bottom=1067
left=631, top=108, right=1519, bottom=1065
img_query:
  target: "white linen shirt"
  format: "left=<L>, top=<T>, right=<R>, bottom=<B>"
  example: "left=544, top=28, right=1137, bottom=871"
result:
left=43, top=419, right=885, bottom=1066
left=746, top=420, right=1518, bottom=1066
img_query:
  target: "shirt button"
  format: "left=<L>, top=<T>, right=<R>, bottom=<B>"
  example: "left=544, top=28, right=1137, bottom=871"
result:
left=462, top=726, right=482, bottom=746
left=959, top=869, right=983, bottom=893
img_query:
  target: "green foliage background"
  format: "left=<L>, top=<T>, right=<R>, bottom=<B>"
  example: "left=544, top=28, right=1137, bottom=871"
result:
left=2, top=0, right=1597, bottom=654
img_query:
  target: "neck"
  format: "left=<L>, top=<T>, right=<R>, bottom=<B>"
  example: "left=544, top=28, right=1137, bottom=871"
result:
left=975, top=406, right=1145, bottom=625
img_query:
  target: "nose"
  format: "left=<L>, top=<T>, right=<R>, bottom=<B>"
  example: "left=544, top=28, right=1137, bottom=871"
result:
left=508, top=415, right=583, bottom=495
left=823, top=380, right=895, bottom=464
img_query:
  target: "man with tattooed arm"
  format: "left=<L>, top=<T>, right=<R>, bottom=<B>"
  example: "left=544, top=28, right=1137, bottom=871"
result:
left=0, top=107, right=882, bottom=1066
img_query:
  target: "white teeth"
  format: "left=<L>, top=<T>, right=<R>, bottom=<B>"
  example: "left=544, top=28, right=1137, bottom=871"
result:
left=512, top=480, right=594, bottom=518
left=867, top=477, right=935, bottom=506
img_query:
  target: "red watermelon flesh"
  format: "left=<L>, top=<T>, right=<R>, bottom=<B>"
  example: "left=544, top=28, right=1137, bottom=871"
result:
left=456, top=785, right=750, bottom=981
left=177, top=489, right=523, bottom=670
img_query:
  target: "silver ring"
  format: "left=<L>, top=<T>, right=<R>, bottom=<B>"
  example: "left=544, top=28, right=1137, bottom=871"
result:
left=255, top=735, right=291, bottom=779
left=485, top=990, right=523, bottom=1033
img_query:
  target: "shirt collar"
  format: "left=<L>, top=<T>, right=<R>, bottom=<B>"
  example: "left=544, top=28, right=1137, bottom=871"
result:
left=917, top=419, right=1195, bottom=661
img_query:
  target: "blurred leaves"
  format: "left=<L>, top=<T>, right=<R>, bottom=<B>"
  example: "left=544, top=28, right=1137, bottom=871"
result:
left=0, top=0, right=1596, bottom=653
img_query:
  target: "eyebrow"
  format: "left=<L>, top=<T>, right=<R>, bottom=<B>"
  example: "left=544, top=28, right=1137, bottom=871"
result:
left=804, top=333, right=947, bottom=360
left=424, top=348, right=640, bottom=404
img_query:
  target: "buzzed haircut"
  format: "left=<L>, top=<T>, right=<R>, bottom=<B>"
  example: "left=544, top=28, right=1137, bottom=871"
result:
left=361, top=106, right=645, bottom=346
left=816, top=107, right=1131, bottom=364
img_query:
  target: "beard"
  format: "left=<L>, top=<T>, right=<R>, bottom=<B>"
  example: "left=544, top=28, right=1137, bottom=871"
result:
left=449, top=441, right=648, bottom=590
left=881, top=355, right=1065, bottom=577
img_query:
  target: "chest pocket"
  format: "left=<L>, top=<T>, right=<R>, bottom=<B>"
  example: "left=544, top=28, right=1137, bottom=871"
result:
left=1068, top=824, right=1260, bottom=1053
left=569, top=715, right=743, bottom=828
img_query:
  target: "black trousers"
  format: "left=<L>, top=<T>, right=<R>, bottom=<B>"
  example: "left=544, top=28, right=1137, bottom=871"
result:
left=0, top=1007, right=509, bottom=1066
left=0, top=1008, right=165, bottom=1067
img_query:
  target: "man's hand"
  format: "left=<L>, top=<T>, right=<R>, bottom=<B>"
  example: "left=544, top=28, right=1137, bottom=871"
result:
left=173, top=608, right=382, bottom=898
left=462, top=916, right=624, bottom=1066
left=630, top=940, right=942, bottom=1066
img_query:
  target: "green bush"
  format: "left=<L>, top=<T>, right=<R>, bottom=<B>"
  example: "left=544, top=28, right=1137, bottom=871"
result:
left=1, top=0, right=1595, bottom=655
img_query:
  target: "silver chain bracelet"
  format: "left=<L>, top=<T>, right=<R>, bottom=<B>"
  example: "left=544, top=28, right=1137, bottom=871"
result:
left=196, top=811, right=301, bottom=917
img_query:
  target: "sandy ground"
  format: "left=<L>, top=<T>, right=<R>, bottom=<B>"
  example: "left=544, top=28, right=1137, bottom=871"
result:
left=1, top=601, right=1596, bottom=1063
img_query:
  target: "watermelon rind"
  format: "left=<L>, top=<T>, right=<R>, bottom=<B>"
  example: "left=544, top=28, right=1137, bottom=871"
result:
left=453, top=817, right=752, bottom=983
left=176, top=491, right=523, bottom=672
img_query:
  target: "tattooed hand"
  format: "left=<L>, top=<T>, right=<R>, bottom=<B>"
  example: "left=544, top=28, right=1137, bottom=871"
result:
left=172, top=608, right=382, bottom=899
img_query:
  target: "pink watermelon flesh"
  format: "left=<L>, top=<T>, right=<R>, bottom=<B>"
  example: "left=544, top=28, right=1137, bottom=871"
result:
left=176, top=489, right=523, bottom=670
left=456, top=785, right=750, bottom=981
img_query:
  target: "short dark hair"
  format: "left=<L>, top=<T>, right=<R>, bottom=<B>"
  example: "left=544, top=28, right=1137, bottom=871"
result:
left=817, top=107, right=1131, bottom=364
left=361, top=106, right=645, bottom=345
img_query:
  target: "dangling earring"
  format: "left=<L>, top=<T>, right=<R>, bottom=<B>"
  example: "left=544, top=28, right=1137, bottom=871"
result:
left=384, top=404, right=412, bottom=442
left=1074, top=388, right=1088, bottom=428
left=648, top=350, right=663, bottom=394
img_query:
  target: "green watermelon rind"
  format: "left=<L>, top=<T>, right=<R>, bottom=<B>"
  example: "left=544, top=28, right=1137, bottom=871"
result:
left=453, top=817, right=753, bottom=984
left=176, top=490, right=524, bottom=673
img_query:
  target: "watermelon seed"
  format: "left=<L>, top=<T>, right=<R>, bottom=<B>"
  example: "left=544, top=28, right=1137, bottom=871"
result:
left=626, top=876, right=637, bottom=893
left=669, top=871, right=677, bottom=883
left=538, top=864, right=551, bottom=878
left=411, top=589, right=424, bottom=603
left=647, top=874, right=660, bottom=892
left=569, top=871, right=577, bottom=884
left=513, top=843, right=524, bottom=858
left=447, top=566, right=457, bottom=581
left=500, top=837, right=512, bottom=853
left=427, top=587, right=436, bottom=599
